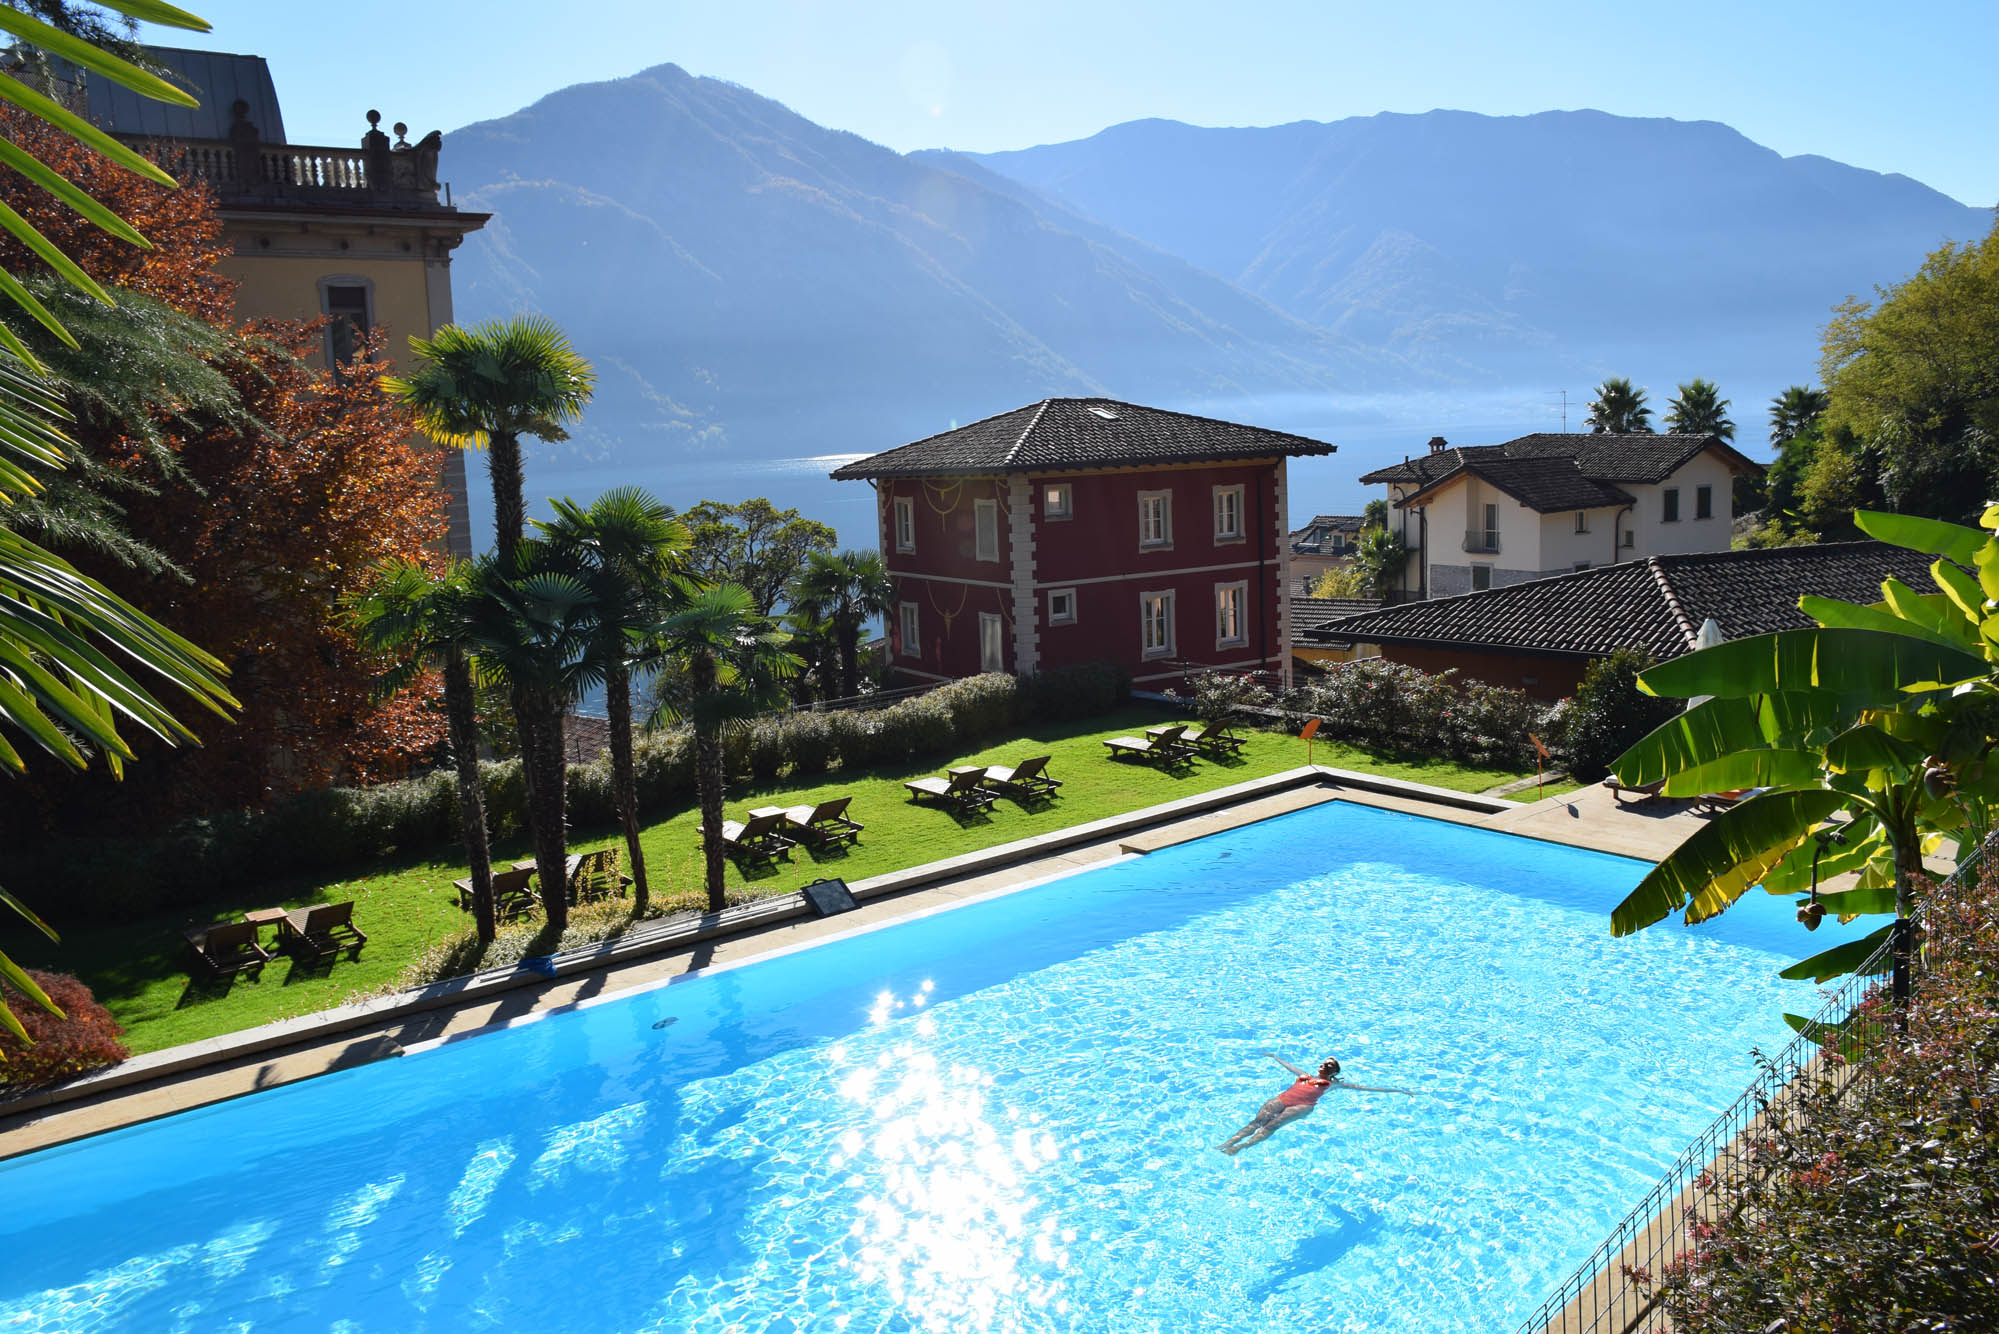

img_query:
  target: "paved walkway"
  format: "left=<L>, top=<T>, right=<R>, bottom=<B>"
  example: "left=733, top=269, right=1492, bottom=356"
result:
left=0, top=773, right=1706, bottom=1160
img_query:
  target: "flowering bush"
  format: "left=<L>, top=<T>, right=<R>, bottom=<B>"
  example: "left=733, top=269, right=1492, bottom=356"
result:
left=1292, top=659, right=1543, bottom=768
left=1644, top=859, right=1999, bottom=1328
left=0, top=971, right=129, bottom=1089
left=1173, top=672, right=1275, bottom=726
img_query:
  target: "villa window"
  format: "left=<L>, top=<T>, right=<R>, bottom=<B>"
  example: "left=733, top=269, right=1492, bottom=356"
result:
left=1695, top=485, right=1713, bottom=520
left=1044, top=482, right=1072, bottom=520
left=898, top=602, right=919, bottom=658
left=1472, top=565, right=1492, bottom=591
left=1663, top=487, right=1681, bottom=523
left=974, top=498, right=999, bottom=562
left=1574, top=510, right=1589, bottom=534
left=1047, top=587, right=1077, bottom=625
left=1213, top=485, right=1245, bottom=542
left=1138, top=490, right=1173, bottom=549
left=893, top=496, right=916, bottom=553
left=318, top=278, right=372, bottom=368
left=1621, top=527, right=1635, bottom=549
left=979, top=612, right=1004, bottom=673
left=1215, top=581, right=1247, bottom=648
left=1140, top=590, right=1175, bottom=658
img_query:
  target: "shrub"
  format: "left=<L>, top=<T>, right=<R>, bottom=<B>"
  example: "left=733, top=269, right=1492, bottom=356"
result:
left=746, top=717, right=787, bottom=785
left=565, top=753, right=617, bottom=827
left=929, top=673, right=1019, bottom=740
left=1174, top=671, right=1275, bottom=726
left=1292, top=659, right=1540, bottom=768
left=631, top=726, right=697, bottom=812
left=1559, top=648, right=1678, bottom=781
left=780, top=711, right=837, bottom=777
left=0, top=971, right=129, bottom=1089
left=1018, top=660, right=1129, bottom=723
left=826, top=708, right=893, bottom=769
left=1646, top=859, right=1999, bottom=1329
left=399, top=898, right=642, bottom=989
left=882, top=695, right=957, bottom=762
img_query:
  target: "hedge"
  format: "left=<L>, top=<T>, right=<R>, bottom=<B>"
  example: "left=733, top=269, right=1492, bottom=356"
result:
left=17, top=663, right=1129, bottom=920
left=0, top=971, right=129, bottom=1089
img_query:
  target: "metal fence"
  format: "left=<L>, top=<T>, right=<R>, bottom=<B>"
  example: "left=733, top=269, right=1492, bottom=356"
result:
left=1513, top=835, right=1992, bottom=1334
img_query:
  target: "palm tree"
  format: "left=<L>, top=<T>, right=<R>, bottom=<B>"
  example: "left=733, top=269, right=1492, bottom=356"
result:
left=0, top=1, right=232, bottom=1045
left=348, top=560, right=499, bottom=942
left=538, top=487, right=690, bottom=912
left=793, top=549, right=894, bottom=698
left=1664, top=378, right=1734, bottom=440
left=1584, top=377, right=1654, bottom=434
left=1769, top=385, right=1830, bottom=445
left=380, top=317, right=595, bottom=569
left=466, top=546, right=598, bottom=933
left=647, top=585, right=799, bottom=912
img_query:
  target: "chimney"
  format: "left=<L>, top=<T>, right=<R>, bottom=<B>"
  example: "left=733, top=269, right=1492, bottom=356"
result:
left=1427, top=436, right=1448, bottom=454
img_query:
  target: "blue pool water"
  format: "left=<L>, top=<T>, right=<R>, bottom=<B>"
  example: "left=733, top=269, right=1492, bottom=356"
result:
left=0, top=802, right=1856, bottom=1332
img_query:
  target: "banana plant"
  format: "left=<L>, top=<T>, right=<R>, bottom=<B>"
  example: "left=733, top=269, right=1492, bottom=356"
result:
left=1607, top=507, right=1999, bottom=1018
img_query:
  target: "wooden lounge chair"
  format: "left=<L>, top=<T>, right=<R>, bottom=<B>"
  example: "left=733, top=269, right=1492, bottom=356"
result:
left=454, top=866, right=540, bottom=920
left=1695, top=787, right=1763, bottom=815
left=982, top=755, right=1062, bottom=802
left=702, top=810, right=795, bottom=864
left=1103, top=724, right=1193, bottom=766
left=1176, top=723, right=1247, bottom=758
left=1601, top=774, right=1668, bottom=803
left=781, top=796, right=865, bottom=847
left=278, top=901, right=368, bottom=965
left=904, top=767, right=999, bottom=814
left=184, top=919, right=272, bottom=980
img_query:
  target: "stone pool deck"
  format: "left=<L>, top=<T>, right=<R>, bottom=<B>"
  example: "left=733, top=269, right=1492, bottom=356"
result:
left=0, top=771, right=1707, bottom=1160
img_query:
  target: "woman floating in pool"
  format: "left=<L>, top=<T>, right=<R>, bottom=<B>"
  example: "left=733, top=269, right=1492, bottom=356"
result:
left=1216, top=1052, right=1417, bottom=1155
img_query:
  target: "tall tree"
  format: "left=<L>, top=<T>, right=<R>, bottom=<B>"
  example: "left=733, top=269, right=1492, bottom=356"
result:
left=678, top=498, right=836, bottom=615
left=539, top=487, right=689, bottom=912
left=647, top=584, right=798, bottom=912
left=1769, top=385, right=1829, bottom=446
left=382, top=317, right=595, bottom=570
left=1820, top=217, right=1999, bottom=521
left=793, top=548, right=893, bottom=698
left=465, top=545, right=597, bottom=933
left=1585, top=377, right=1654, bottom=434
left=1361, top=498, right=1389, bottom=530
left=1349, top=524, right=1410, bottom=599
left=1665, top=378, right=1734, bottom=440
left=0, top=0, right=232, bottom=1044
left=349, top=560, right=498, bottom=942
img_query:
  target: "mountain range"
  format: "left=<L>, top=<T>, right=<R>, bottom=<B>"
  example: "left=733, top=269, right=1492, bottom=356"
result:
left=441, top=63, right=1988, bottom=535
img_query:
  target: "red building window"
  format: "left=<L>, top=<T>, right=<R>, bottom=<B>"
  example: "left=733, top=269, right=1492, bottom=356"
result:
left=898, top=602, right=919, bottom=657
left=893, top=497, right=916, bottom=553
left=974, top=499, right=999, bottom=562
left=1044, top=482, right=1072, bottom=520
left=1138, top=490, right=1172, bottom=549
left=1213, top=484, right=1245, bottom=542
left=1140, top=590, right=1175, bottom=658
left=1215, top=581, right=1247, bottom=648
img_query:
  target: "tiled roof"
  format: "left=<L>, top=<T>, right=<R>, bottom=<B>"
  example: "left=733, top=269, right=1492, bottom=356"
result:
left=831, top=398, right=1336, bottom=480
left=1293, top=596, right=1383, bottom=632
left=1289, top=513, right=1367, bottom=552
left=1302, top=543, right=1939, bottom=659
left=1444, top=455, right=1634, bottom=512
left=1357, top=431, right=1761, bottom=505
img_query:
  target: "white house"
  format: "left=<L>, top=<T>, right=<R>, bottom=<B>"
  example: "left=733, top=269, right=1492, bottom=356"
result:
left=1359, top=433, right=1762, bottom=599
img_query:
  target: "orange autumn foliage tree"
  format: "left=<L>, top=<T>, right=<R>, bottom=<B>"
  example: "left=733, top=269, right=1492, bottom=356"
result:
left=0, top=104, right=449, bottom=818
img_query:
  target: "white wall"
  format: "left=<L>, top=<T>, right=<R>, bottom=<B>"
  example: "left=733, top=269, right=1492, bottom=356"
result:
left=1628, top=452, right=1737, bottom=556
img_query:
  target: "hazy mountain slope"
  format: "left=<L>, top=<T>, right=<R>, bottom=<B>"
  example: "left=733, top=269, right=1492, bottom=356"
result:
left=443, top=65, right=1395, bottom=475
left=972, top=110, right=1987, bottom=381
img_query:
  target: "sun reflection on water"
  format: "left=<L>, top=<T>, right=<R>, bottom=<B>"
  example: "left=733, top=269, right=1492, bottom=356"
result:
left=822, top=986, right=1068, bottom=1331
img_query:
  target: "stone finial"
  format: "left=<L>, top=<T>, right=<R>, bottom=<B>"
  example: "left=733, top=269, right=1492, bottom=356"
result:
left=392, top=121, right=410, bottom=149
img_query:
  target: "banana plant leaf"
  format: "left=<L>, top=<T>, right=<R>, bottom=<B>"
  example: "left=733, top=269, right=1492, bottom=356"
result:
left=1929, top=559, right=1986, bottom=626
left=1778, top=922, right=1896, bottom=982
left=1823, top=722, right=1929, bottom=776
left=1815, top=880, right=1900, bottom=918
left=1611, top=789, right=1849, bottom=934
left=1638, top=629, right=1987, bottom=702
left=1854, top=510, right=1987, bottom=566
left=1612, top=692, right=1860, bottom=788
left=1801, top=593, right=1978, bottom=651
left=1759, top=821, right=1884, bottom=895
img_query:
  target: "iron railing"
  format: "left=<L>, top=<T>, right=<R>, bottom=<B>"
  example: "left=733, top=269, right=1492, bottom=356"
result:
left=1513, top=835, right=1991, bottom=1334
left=1464, top=528, right=1501, bottom=553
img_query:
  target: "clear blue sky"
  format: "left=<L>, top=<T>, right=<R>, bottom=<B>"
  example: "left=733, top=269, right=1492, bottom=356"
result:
left=149, top=0, right=1996, bottom=207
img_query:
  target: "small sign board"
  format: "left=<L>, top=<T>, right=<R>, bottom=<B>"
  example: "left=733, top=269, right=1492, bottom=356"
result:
left=1299, top=718, right=1322, bottom=741
left=1529, top=732, right=1550, bottom=760
left=802, top=877, right=860, bottom=918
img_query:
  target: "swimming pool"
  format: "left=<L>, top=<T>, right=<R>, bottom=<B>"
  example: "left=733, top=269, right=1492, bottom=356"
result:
left=0, top=801, right=1854, bottom=1332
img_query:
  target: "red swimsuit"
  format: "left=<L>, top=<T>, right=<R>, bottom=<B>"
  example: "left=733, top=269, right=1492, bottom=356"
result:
left=1276, top=1076, right=1332, bottom=1108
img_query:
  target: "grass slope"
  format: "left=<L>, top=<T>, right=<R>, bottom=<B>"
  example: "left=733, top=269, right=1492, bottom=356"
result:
left=15, top=710, right=1532, bottom=1058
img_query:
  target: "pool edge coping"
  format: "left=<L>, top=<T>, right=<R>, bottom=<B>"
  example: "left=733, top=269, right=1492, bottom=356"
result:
left=3, top=764, right=1521, bottom=1138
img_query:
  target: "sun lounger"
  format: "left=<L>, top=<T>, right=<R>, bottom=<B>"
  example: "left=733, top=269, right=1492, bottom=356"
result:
left=569, top=847, right=633, bottom=902
left=701, top=810, right=795, bottom=864
left=781, top=796, right=865, bottom=847
left=1601, top=774, right=1668, bottom=803
left=904, top=767, right=999, bottom=814
left=1174, top=723, right=1247, bottom=757
left=183, top=919, right=272, bottom=980
left=1695, top=787, right=1764, bottom=815
left=982, top=755, right=1062, bottom=802
left=278, top=901, right=368, bottom=965
left=1103, top=724, right=1193, bottom=766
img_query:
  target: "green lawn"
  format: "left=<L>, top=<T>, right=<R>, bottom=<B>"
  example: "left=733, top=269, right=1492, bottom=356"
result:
left=17, top=709, right=1536, bottom=1058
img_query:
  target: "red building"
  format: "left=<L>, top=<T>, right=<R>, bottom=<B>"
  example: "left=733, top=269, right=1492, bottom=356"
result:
left=831, top=398, right=1335, bottom=689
